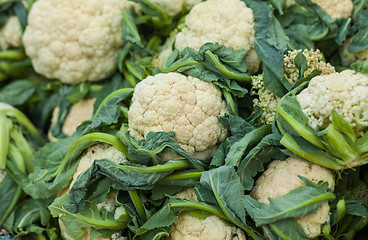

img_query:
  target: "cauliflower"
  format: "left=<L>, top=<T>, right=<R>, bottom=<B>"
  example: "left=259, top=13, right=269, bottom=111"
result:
left=168, top=188, right=246, bottom=240
left=128, top=72, right=229, bottom=161
left=251, top=49, right=335, bottom=125
left=48, top=98, right=95, bottom=141
left=150, top=0, right=201, bottom=17
left=251, top=157, right=335, bottom=238
left=22, top=0, right=138, bottom=84
left=296, top=69, right=368, bottom=137
left=339, top=38, right=368, bottom=66
left=174, top=0, right=260, bottom=74
left=284, top=0, right=353, bottom=18
left=58, top=143, right=128, bottom=240
left=0, top=16, right=22, bottom=50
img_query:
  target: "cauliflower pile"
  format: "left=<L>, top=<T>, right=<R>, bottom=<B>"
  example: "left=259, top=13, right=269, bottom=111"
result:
left=251, top=49, right=335, bottom=125
left=128, top=72, right=229, bottom=161
left=48, top=98, right=96, bottom=141
left=297, top=69, right=368, bottom=136
left=0, top=16, right=22, bottom=50
left=22, top=0, right=138, bottom=84
left=284, top=0, right=353, bottom=18
left=174, top=0, right=260, bottom=74
left=251, top=157, right=335, bottom=238
left=169, top=188, right=246, bottom=240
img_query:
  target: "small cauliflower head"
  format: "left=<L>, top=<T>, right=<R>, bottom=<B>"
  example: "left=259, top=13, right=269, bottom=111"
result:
left=0, top=16, right=22, bottom=50
left=150, top=0, right=201, bottom=17
left=22, top=0, right=138, bottom=84
left=128, top=72, right=229, bottom=161
left=251, top=157, right=335, bottom=238
left=48, top=98, right=96, bottom=142
left=251, top=49, right=335, bottom=125
left=59, top=143, right=128, bottom=240
left=297, top=70, right=368, bottom=137
left=174, top=0, right=260, bottom=74
left=339, top=38, right=368, bottom=66
left=284, top=0, right=353, bottom=18
left=168, top=188, right=246, bottom=240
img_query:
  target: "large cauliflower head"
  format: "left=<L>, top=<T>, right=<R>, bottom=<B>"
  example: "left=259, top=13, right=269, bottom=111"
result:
left=0, top=16, right=22, bottom=50
left=169, top=188, right=246, bottom=240
left=251, top=49, right=335, bottom=125
left=251, top=157, right=335, bottom=238
left=297, top=70, right=368, bottom=137
left=22, top=0, right=137, bottom=84
left=59, top=143, right=128, bottom=240
left=285, top=0, right=353, bottom=18
left=174, top=0, right=260, bottom=74
left=128, top=72, right=229, bottom=161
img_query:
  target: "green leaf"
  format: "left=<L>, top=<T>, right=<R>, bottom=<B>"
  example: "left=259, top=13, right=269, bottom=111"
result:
left=348, top=10, right=368, bottom=52
left=200, top=166, right=246, bottom=224
left=66, top=159, right=192, bottom=213
left=237, top=134, right=284, bottom=190
left=0, top=80, right=35, bottom=106
left=0, top=173, right=22, bottom=226
left=244, top=180, right=335, bottom=226
left=264, top=218, right=310, bottom=240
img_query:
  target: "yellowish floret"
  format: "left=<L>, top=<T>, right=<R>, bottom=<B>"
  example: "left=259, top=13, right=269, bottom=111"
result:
left=0, top=16, right=22, bottom=50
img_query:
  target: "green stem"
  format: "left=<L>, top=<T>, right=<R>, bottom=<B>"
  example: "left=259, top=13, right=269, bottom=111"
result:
left=159, top=171, right=205, bottom=182
left=162, top=60, right=202, bottom=73
left=0, top=184, right=23, bottom=226
left=0, top=49, right=26, bottom=60
left=10, top=127, right=34, bottom=173
left=204, top=50, right=251, bottom=82
left=222, top=89, right=238, bottom=116
left=8, top=144, right=27, bottom=173
left=118, top=160, right=192, bottom=173
left=129, top=190, right=147, bottom=222
left=52, top=133, right=128, bottom=178
left=122, top=67, right=138, bottom=87
left=0, top=114, right=12, bottom=169
left=125, top=59, right=145, bottom=81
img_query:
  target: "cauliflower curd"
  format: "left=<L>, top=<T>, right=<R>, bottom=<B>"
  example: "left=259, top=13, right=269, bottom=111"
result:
left=174, top=0, right=260, bottom=74
left=251, top=157, right=335, bottom=238
left=285, top=0, right=353, bottom=18
left=169, top=188, right=246, bottom=240
left=150, top=0, right=201, bottom=17
left=22, top=0, right=137, bottom=84
left=0, top=16, right=22, bottom=50
left=297, top=70, right=368, bottom=136
left=128, top=72, right=229, bottom=161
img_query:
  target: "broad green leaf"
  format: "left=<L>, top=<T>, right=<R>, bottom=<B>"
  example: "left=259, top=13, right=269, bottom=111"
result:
left=264, top=218, right=309, bottom=240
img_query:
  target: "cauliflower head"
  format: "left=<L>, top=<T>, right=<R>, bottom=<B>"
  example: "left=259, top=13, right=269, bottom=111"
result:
left=0, top=16, right=22, bottom=50
left=168, top=188, right=246, bottom=240
left=22, top=0, right=138, bottom=84
left=251, top=49, right=335, bottom=125
left=48, top=98, right=96, bottom=142
left=59, top=143, right=128, bottom=240
left=296, top=69, right=368, bottom=137
left=174, top=0, right=260, bottom=74
left=251, top=157, right=335, bottom=238
left=150, top=0, right=201, bottom=17
left=284, top=0, right=353, bottom=18
left=128, top=72, right=229, bottom=161
left=339, top=38, right=368, bottom=66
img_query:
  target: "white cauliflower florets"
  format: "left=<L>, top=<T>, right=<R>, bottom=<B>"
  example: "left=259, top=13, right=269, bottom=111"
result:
left=59, top=143, right=128, bottom=240
left=48, top=98, right=95, bottom=142
left=251, top=49, right=335, bottom=125
left=297, top=70, right=368, bottom=137
left=285, top=0, right=353, bottom=18
left=339, top=38, right=368, bottom=66
left=128, top=72, right=229, bottom=161
left=0, top=16, right=22, bottom=50
left=22, top=0, right=138, bottom=84
left=150, top=0, right=201, bottom=17
left=174, top=0, right=260, bottom=74
left=168, top=188, right=246, bottom=240
left=251, top=157, right=335, bottom=238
